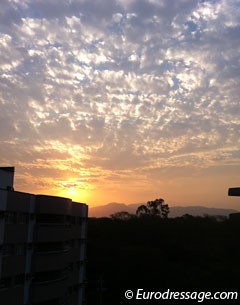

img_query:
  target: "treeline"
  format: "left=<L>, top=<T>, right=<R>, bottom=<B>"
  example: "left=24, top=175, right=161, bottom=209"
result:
left=87, top=213, right=240, bottom=305
left=110, top=198, right=170, bottom=220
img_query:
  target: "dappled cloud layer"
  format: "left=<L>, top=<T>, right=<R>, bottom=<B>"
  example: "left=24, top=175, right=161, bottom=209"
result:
left=0, top=0, right=239, bottom=206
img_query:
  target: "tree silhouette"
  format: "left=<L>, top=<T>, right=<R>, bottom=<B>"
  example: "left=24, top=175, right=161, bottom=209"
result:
left=136, top=198, right=169, bottom=218
left=136, top=205, right=150, bottom=217
left=110, top=211, right=134, bottom=221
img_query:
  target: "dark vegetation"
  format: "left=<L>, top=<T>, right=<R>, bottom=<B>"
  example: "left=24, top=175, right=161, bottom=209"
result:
left=87, top=201, right=240, bottom=304
left=136, top=198, right=169, bottom=218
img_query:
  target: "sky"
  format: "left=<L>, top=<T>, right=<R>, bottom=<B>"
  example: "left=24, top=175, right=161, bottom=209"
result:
left=0, top=0, right=239, bottom=209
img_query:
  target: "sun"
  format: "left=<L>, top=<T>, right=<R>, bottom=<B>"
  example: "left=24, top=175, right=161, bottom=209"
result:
left=69, top=185, right=76, bottom=196
left=59, top=182, right=88, bottom=203
left=60, top=182, right=77, bottom=199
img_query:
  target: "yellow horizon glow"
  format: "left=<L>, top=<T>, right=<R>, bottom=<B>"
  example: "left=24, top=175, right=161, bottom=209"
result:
left=16, top=173, right=239, bottom=210
left=12, top=144, right=240, bottom=210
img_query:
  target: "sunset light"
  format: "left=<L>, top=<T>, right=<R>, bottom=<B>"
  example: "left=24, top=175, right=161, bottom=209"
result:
left=1, top=2, right=240, bottom=305
left=0, top=0, right=239, bottom=209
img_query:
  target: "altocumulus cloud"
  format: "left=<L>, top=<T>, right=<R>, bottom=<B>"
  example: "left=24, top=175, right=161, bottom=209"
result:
left=0, top=0, right=239, bottom=205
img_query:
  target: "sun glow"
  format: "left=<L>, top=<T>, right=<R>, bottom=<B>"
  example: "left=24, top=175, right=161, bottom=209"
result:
left=68, top=185, right=76, bottom=196
left=57, top=181, right=91, bottom=204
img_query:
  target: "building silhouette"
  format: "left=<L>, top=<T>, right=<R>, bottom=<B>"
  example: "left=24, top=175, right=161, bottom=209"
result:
left=228, top=187, right=240, bottom=223
left=0, top=167, right=88, bottom=305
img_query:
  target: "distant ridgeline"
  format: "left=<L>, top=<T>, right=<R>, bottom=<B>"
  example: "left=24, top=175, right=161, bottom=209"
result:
left=89, top=202, right=238, bottom=218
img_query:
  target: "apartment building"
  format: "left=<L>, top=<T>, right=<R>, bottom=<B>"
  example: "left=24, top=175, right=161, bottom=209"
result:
left=0, top=167, right=88, bottom=305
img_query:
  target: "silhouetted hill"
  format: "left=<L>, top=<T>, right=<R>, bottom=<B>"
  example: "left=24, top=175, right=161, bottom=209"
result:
left=89, top=202, right=238, bottom=218
left=89, top=202, right=130, bottom=217
left=169, top=206, right=238, bottom=217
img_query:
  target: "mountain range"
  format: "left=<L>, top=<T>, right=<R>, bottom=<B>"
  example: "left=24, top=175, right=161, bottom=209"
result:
left=89, top=202, right=238, bottom=218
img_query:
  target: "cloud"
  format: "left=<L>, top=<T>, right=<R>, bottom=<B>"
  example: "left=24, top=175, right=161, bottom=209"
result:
left=0, top=0, right=24, bottom=28
left=0, top=0, right=239, bottom=205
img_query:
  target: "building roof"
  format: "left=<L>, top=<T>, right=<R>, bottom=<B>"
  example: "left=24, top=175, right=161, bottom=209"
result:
left=0, top=167, right=15, bottom=172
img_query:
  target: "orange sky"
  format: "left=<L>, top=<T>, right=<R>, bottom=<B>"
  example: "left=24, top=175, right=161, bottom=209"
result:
left=12, top=162, right=240, bottom=210
left=1, top=0, right=240, bottom=210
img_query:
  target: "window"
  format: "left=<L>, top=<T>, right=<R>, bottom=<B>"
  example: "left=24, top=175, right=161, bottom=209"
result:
left=15, top=244, right=25, bottom=256
left=0, top=279, right=5, bottom=290
left=65, top=215, right=72, bottom=224
left=3, top=244, right=13, bottom=256
left=0, top=211, right=4, bottom=219
left=35, top=242, right=63, bottom=253
left=68, top=286, right=73, bottom=295
left=67, top=263, right=73, bottom=272
left=76, top=217, right=82, bottom=225
left=64, top=241, right=70, bottom=251
left=71, top=216, right=76, bottom=225
left=33, top=299, right=60, bottom=305
left=17, top=212, right=29, bottom=224
left=5, top=277, right=12, bottom=288
left=36, top=214, right=65, bottom=224
left=72, top=239, right=78, bottom=248
left=30, top=213, right=36, bottom=220
left=33, top=270, right=65, bottom=283
left=69, top=239, right=75, bottom=248
left=5, top=211, right=17, bottom=224
left=61, top=295, right=68, bottom=305
left=25, top=273, right=32, bottom=281
left=0, top=277, right=12, bottom=290
left=15, top=274, right=25, bottom=286
left=27, top=243, right=33, bottom=250
left=76, top=261, right=83, bottom=269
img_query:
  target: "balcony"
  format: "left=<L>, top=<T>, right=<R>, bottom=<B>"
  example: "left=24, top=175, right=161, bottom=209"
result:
left=1, top=256, right=26, bottom=277
left=33, top=251, right=70, bottom=272
left=4, top=224, right=28, bottom=243
left=35, top=225, right=70, bottom=243
left=0, top=286, right=24, bottom=305
left=35, top=196, right=72, bottom=215
left=31, top=270, right=67, bottom=303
